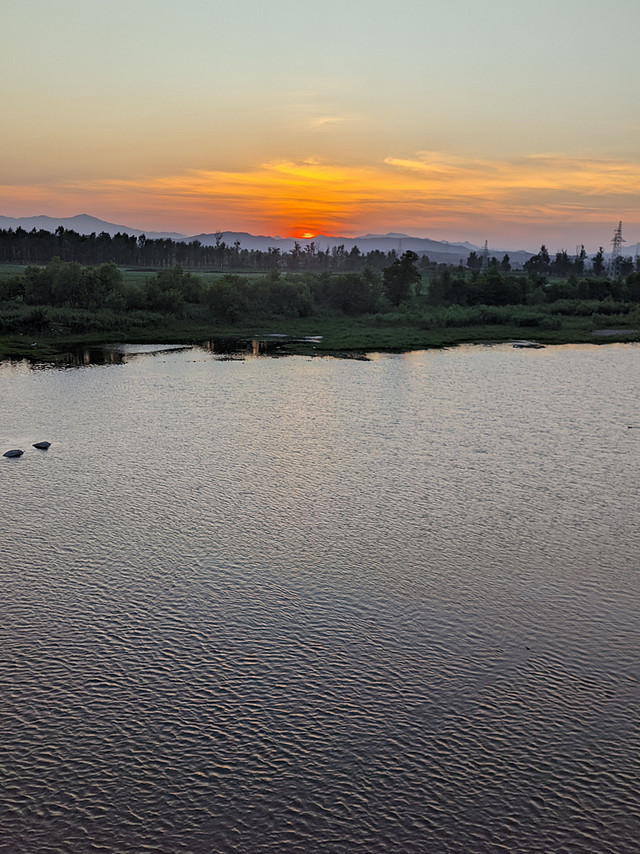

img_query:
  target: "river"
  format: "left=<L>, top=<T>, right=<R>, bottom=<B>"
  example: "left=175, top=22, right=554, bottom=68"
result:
left=1, top=342, right=639, bottom=853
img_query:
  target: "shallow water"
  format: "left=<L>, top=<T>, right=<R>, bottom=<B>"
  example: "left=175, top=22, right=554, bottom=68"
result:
left=1, top=343, right=639, bottom=853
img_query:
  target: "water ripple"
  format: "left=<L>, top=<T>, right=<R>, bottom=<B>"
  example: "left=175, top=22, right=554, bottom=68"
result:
left=1, top=345, right=639, bottom=853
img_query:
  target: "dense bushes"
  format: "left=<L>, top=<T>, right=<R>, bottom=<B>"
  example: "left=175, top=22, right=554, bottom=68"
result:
left=0, top=303, right=165, bottom=335
left=21, top=260, right=131, bottom=310
left=426, top=270, right=640, bottom=309
left=1, top=258, right=639, bottom=340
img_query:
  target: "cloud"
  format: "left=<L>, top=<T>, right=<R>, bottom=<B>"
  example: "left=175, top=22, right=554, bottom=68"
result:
left=307, top=115, right=344, bottom=129
left=5, top=152, right=640, bottom=242
left=384, top=151, right=640, bottom=202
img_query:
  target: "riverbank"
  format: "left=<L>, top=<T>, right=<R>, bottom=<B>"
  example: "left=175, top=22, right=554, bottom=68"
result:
left=2, top=260, right=640, bottom=362
left=1, top=315, right=639, bottom=363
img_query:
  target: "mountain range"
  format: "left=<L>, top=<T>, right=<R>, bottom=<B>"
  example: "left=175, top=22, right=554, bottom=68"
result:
left=0, top=214, right=185, bottom=241
left=0, top=213, right=533, bottom=264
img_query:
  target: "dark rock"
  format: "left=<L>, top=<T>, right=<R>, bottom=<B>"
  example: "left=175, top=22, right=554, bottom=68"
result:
left=3, top=449, right=23, bottom=458
left=33, top=441, right=51, bottom=450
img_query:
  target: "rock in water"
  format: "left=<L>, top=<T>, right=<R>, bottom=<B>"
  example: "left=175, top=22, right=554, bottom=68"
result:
left=3, top=449, right=23, bottom=458
left=33, top=441, right=51, bottom=450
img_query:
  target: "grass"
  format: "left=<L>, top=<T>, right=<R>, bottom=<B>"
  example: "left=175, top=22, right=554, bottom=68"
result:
left=1, top=310, right=638, bottom=363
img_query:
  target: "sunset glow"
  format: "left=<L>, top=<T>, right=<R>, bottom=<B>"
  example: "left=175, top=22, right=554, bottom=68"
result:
left=6, top=152, right=639, bottom=249
left=1, top=0, right=639, bottom=251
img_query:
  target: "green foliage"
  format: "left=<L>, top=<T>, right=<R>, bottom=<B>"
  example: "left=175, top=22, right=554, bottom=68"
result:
left=467, top=272, right=523, bottom=306
left=313, top=270, right=380, bottom=314
left=20, top=258, right=128, bottom=310
left=3, top=255, right=640, bottom=359
left=207, top=274, right=252, bottom=322
left=0, top=273, right=24, bottom=301
left=382, top=251, right=421, bottom=306
left=623, top=272, right=640, bottom=302
left=524, top=245, right=551, bottom=274
left=23, top=264, right=52, bottom=304
left=466, top=251, right=482, bottom=271
left=24, top=307, right=50, bottom=333
left=262, top=276, right=313, bottom=317
left=152, top=266, right=205, bottom=303
left=592, top=247, right=606, bottom=276
left=206, top=272, right=313, bottom=321
left=415, top=302, right=608, bottom=332
left=144, top=265, right=209, bottom=315
left=551, top=250, right=573, bottom=277
left=627, top=304, right=640, bottom=326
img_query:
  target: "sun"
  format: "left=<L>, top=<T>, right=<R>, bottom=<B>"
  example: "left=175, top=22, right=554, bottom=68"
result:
left=291, top=227, right=318, bottom=240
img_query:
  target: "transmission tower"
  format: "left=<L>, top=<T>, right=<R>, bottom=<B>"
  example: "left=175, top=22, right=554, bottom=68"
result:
left=481, top=240, right=489, bottom=271
left=609, top=221, right=625, bottom=279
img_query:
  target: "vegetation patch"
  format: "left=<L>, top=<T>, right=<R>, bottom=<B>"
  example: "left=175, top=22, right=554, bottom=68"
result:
left=1, top=250, right=639, bottom=362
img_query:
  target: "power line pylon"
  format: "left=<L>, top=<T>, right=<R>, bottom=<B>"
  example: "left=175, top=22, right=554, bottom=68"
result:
left=609, top=221, right=625, bottom=279
left=481, top=240, right=489, bottom=271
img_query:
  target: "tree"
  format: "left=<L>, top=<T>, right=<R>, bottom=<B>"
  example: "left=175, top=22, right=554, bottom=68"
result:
left=214, top=232, right=226, bottom=270
left=466, top=251, right=482, bottom=271
left=206, top=274, right=250, bottom=322
left=468, top=271, right=521, bottom=306
left=382, top=251, right=421, bottom=306
left=551, top=250, right=572, bottom=277
left=287, top=242, right=302, bottom=271
left=539, top=245, right=551, bottom=270
left=149, top=265, right=204, bottom=304
left=619, top=256, right=634, bottom=277
left=0, top=272, right=24, bottom=301
left=264, top=276, right=313, bottom=317
left=524, top=245, right=551, bottom=274
left=592, top=247, right=605, bottom=276
left=623, top=272, right=640, bottom=302
left=325, top=272, right=378, bottom=314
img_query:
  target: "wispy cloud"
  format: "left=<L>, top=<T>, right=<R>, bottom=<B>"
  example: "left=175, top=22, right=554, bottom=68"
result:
left=307, top=115, right=345, bottom=129
left=384, top=151, right=640, bottom=201
left=5, top=152, right=640, bottom=243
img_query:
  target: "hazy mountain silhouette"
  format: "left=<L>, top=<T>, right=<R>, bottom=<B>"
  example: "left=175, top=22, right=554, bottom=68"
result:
left=188, top=231, right=532, bottom=264
left=0, top=214, right=185, bottom=241
left=0, top=214, right=532, bottom=263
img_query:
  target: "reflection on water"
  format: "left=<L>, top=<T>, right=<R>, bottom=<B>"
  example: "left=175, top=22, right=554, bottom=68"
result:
left=1, top=343, right=639, bottom=854
left=66, top=345, right=128, bottom=366
left=37, top=336, right=306, bottom=367
left=200, top=337, right=291, bottom=357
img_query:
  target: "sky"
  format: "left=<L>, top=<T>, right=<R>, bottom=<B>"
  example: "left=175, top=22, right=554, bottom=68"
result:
left=1, top=0, right=639, bottom=251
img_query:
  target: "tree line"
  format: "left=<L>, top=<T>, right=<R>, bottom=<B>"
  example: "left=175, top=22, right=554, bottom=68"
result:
left=3, top=226, right=636, bottom=281
left=519, top=244, right=638, bottom=278
left=0, top=226, right=406, bottom=273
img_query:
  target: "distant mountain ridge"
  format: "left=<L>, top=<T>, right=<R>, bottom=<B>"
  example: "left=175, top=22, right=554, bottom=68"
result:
left=179, top=231, right=531, bottom=263
left=0, top=214, right=185, bottom=241
left=0, top=214, right=532, bottom=264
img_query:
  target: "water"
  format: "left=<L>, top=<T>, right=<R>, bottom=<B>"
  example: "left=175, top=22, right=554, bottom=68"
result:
left=1, top=343, right=639, bottom=853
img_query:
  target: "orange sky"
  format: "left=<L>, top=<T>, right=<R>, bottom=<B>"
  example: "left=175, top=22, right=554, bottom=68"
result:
left=4, top=152, right=639, bottom=249
left=2, top=0, right=639, bottom=251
